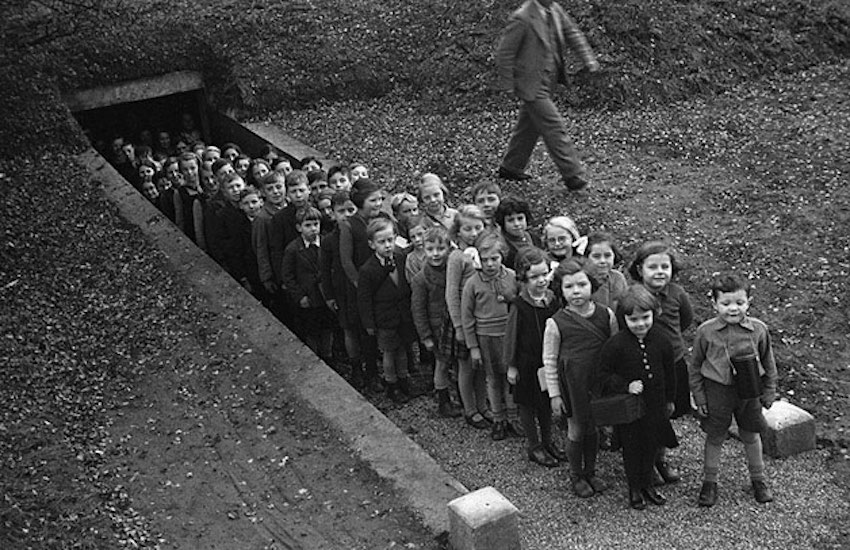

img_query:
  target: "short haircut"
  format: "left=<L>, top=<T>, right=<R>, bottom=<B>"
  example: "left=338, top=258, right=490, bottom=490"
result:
left=221, top=142, right=242, bottom=155
left=471, top=180, right=502, bottom=199
left=543, top=216, right=580, bottom=242
left=223, top=172, right=244, bottom=187
left=317, top=187, right=336, bottom=204
left=514, top=247, right=548, bottom=281
left=308, top=169, right=328, bottom=184
left=178, top=152, right=198, bottom=167
left=331, top=190, right=352, bottom=207
left=328, top=165, right=349, bottom=179
left=585, top=231, right=623, bottom=265
left=296, top=205, right=322, bottom=224
left=238, top=186, right=260, bottom=201
left=285, top=169, right=309, bottom=189
left=476, top=233, right=507, bottom=257
left=260, top=171, right=286, bottom=188
left=301, top=155, right=323, bottom=169
left=450, top=204, right=486, bottom=240
left=211, top=158, right=232, bottom=175
left=366, top=216, right=396, bottom=240
left=710, top=271, right=751, bottom=299
left=406, top=214, right=427, bottom=233
left=553, top=258, right=599, bottom=293
left=617, top=284, right=659, bottom=316
left=495, top=195, right=532, bottom=227
left=138, top=158, right=157, bottom=172
left=627, top=241, right=681, bottom=281
left=418, top=173, right=449, bottom=200
left=422, top=225, right=451, bottom=247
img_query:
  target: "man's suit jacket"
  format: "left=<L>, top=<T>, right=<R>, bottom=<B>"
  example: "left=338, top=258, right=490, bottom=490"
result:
left=281, top=238, right=324, bottom=307
left=496, top=0, right=596, bottom=101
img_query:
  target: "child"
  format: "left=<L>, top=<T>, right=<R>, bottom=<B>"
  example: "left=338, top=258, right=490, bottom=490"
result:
left=586, top=231, right=628, bottom=311
left=462, top=233, right=519, bottom=440
left=301, top=156, right=323, bottom=173
left=221, top=142, right=241, bottom=163
left=308, top=169, right=329, bottom=204
left=357, top=217, right=416, bottom=403
left=315, top=187, right=337, bottom=235
left=253, top=172, right=288, bottom=299
left=689, top=272, right=777, bottom=507
left=543, top=259, right=618, bottom=497
left=411, top=226, right=462, bottom=418
left=598, top=284, right=678, bottom=510
left=495, top=195, right=540, bottom=270
left=627, top=240, right=694, bottom=483
left=470, top=180, right=502, bottom=234
left=269, top=170, right=312, bottom=290
left=173, top=152, right=203, bottom=244
left=320, top=191, right=360, bottom=378
left=403, top=216, right=428, bottom=283
left=504, top=247, right=563, bottom=466
left=418, top=173, right=458, bottom=230
left=446, top=205, right=489, bottom=429
left=234, top=154, right=251, bottom=180
left=340, top=178, right=388, bottom=392
left=390, top=192, right=420, bottom=242
left=349, top=162, right=369, bottom=183
left=249, top=159, right=271, bottom=187
left=225, top=186, right=263, bottom=297
left=328, top=165, right=352, bottom=192
left=272, top=158, right=294, bottom=175
left=542, top=216, right=587, bottom=267
left=281, top=206, right=335, bottom=361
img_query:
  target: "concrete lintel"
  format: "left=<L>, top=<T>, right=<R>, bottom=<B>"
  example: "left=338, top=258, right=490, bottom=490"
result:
left=242, top=121, right=333, bottom=167
left=64, top=71, right=205, bottom=112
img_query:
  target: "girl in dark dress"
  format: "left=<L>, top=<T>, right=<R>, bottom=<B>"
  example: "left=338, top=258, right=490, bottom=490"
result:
left=504, top=248, right=563, bottom=467
left=599, top=284, right=679, bottom=510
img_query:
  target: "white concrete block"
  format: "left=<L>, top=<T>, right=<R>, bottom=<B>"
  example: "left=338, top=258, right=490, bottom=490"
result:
left=762, top=401, right=816, bottom=458
left=448, top=487, right=520, bottom=550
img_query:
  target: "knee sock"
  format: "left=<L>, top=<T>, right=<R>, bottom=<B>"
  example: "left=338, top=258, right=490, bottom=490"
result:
left=519, top=405, right=539, bottom=449
left=740, top=430, right=765, bottom=482
left=583, top=430, right=599, bottom=477
left=703, top=434, right=724, bottom=483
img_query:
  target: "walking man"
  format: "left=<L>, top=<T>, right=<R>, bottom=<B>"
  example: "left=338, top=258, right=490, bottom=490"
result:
left=496, top=0, right=599, bottom=190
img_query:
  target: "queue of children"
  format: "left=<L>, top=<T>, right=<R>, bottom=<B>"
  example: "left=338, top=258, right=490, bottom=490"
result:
left=104, top=127, right=779, bottom=512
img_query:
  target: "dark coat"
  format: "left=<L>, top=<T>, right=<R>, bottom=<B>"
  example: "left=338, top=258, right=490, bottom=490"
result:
left=357, top=252, right=414, bottom=340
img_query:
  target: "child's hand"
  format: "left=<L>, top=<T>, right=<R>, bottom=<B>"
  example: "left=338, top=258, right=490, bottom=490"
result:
left=325, top=299, right=338, bottom=311
left=507, top=366, right=519, bottom=385
left=551, top=396, right=566, bottom=419
left=470, top=347, right=482, bottom=369
left=628, top=380, right=643, bottom=394
left=455, top=328, right=465, bottom=343
left=366, top=328, right=376, bottom=336
left=299, top=296, right=310, bottom=308
left=696, top=404, right=709, bottom=418
left=760, top=395, right=774, bottom=410
left=423, top=338, right=435, bottom=352
left=665, top=402, right=675, bottom=418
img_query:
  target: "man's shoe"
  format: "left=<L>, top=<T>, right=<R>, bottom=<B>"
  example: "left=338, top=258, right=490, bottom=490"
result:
left=505, top=419, right=525, bottom=438
left=655, top=459, right=681, bottom=484
left=497, top=166, right=532, bottom=181
left=642, top=487, right=667, bottom=505
left=629, top=487, right=647, bottom=510
left=585, top=475, right=607, bottom=494
left=528, top=446, right=559, bottom=468
left=465, top=413, right=489, bottom=430
left=491, top=420, right=507, bottom=441
left=752, top=480, right=774, bottom=503
left=563, top=175, right=589, bottom=191
left=544, top=442, right=567, bottom=462
left=386, top=383, right=409, bottom=404
left=698, top=481, right=718, bottom=507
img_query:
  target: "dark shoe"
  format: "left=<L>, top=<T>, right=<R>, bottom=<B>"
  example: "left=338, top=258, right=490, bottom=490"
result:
left=397, top=377, right=422, bottom=398
left=528, top=446, right=559, bottom=468
left=366, top=376, right=385, bottom=395
left=563, top=175, right=589, bottom=191
left=544, top=442, right=567, bottom=462
left=436, top=389, right=462, bottom=418
left=752, top=480, right=774, bottom=503
left=491, top=420, right=507, bottom=441
left=497, top=166, right=532, bottom=181
left=642, top=487, right=667, bottom=506
left=585, top=475, right=607, bottom=494
left=465, top=413, right=489, bottom=430
left=505, top=419, right=525, bottom=438
left=629, top=487, right=647, bottom=510
left=386, top=383, right=409, bottom=404
left=655, top=459, right=681, bottom=484
left=698, top=481, right=718, bottom=507
left=571, top=477, right=594, bottom=498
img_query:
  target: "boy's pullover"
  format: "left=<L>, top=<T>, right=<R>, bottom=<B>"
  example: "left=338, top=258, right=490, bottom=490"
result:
left=461, top=266, right=517, bottom=349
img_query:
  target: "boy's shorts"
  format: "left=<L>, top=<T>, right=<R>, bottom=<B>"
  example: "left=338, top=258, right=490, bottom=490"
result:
left=700, top=378, right=766, bottom=437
